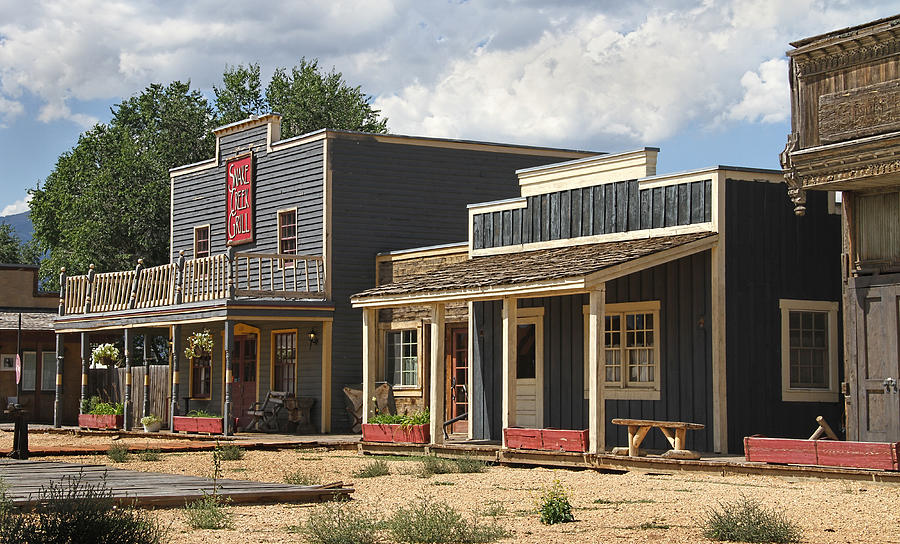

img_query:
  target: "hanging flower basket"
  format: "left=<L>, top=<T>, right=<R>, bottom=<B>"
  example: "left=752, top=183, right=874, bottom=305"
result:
left=184, top=329, right=214, bottom=360
left=91, top=343, right=120, bottom=368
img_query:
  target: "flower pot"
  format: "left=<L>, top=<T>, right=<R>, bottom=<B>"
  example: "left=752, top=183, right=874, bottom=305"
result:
left=361, top=423, right=395, bottom=443
left=541, top=429, right=589, bottom=452
left=361, top=423, right=430, bottom=444
left=78, top=414, right=123, bottom=430
left=173, top=416, right=224, bottom=434
left=142, top=421, right=162, bottom=433
left=503, top=427, right=543, bottom=450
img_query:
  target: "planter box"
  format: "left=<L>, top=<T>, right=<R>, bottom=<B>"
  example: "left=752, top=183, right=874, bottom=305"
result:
left=78, top=414, right=123, bottom=430
left=744, top=436, right=900, bottom=471
left=542, top=429, right=589, bottom=452
left=744, top=437, right=818, bottom=465
left=173, top=416, right=224, bottom=434
left=361, top=423, right=430, bottom=444
left=504, top=427, right=543, bottom=450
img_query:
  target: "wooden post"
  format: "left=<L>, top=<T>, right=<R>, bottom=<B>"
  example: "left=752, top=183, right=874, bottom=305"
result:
left=224, top=321, right=234, bottom=436
left=142, top=333, right=151, bottom=419
left=123, top=329, right=133, bottom=431
left=80, top=332, right=89, bottom=413
left=361, top=308, right=377, bottom=425
left=175, top=251, right=186, bottom=305
left=226, top=247, right=236, bottom=300
left=85, top=265, right=95, bottom=313
left=320, top=320, right=332, bottom=433
left=58, top=268, right=66, bottom=316
left=430, top=303, right=446, bottom=445
left=171, top=325, right=182, bottom=425
left=129, top=259, right=144, bottom=309
left=53, top=333, right=63, bottom=428
left=501, top=297, right=517, bottom=447
left=588, top=285, right=606, bottom=454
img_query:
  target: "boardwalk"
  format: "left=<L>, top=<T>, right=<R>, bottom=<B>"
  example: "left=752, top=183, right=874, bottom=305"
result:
left=0, top=460, right=353, bottom=507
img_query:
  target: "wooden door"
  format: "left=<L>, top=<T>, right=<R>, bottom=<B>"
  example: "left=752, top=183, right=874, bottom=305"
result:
left=445, top=327, right=468, bottom=435
left=515, top=321, right=543, bottom=428
left=851, top=283, right=900, bottom=442
left=232, top=335, right=258, bottom=430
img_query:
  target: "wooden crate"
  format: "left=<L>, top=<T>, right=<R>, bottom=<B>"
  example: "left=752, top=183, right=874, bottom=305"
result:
left=391, top=424, right=429, bottom=444
left=816, top=440, right=900, bottom=471
left=504, top=428, right=543, bottom=450
left=743, top=437, right=817, bottom=465
left=542, top=429, right=589, bottom=452
left=361, top=424, right=394, bottom=443
left=173, top=416, right=223, bottom=434
left=78, top=414, right=123, bottom=430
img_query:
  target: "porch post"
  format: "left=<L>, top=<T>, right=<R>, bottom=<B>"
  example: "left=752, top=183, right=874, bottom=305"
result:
left=224, top=321, right=234, bottom=436
left=588, top=285, right=607, bottom=454
left=501, top=297, right=517, bottom=447
left=361, top=308, right=377, bottom=425
left=430, top=303, right=445, bottom=445
left=53, top=333, right=64, bottom=427
left=320, top=320, right=332, bottom=433
left=80, top=333, right=89, bottom=413
left=171, top=325, right=182, bottom=426
left=142, top=333, right=151, bottom=419
left=123, top=329, right=133, bottom=431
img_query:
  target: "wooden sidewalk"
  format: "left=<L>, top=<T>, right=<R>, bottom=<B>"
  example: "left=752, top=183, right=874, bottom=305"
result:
left=0, top=460, right=353, bottom=507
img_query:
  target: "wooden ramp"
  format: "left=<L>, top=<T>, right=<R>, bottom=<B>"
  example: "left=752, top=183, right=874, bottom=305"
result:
left=0, top=460, right=353, bottom=508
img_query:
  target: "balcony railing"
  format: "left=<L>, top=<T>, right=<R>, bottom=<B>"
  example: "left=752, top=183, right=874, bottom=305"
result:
left=60, top=251, right=325, bottom=316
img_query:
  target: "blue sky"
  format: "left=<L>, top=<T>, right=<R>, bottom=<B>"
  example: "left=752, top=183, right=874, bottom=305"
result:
left=0, top=1, right=896, bottom=216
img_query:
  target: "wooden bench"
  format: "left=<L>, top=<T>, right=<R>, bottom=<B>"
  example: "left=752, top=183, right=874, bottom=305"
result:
left=247, top=391, right=288, bottom=432
left=611, top=418, right=705, bottom=460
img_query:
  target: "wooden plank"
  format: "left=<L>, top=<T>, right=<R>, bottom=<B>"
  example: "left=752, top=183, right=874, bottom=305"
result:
left=593, top=185, right=604, bottom=235
left=549, top=192, right=561, bottom=240
left=570, top=188, right=582, bottom=238
left=627, top=180, right=640, bottom=231
left=473, top=214, right=483, bottom=250
left=560, top=190, right=571, bottom=239
left=677, top=183, right=690, bottom=226
left=743, top=437, right=818, bottom=465
left=501, top=209, right=512, bottom=246
left=615, top=182, right=627, bottom=232
left=816, top=440, right=900, bottom=471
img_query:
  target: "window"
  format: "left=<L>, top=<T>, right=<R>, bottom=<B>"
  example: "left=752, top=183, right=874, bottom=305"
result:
left=385, top=329, right=418, bottom=387
left=583, top=301, right=661, bottom=400
left=278, top=209, right=297, bottom=256
left=41, top=351, right=57, bottom=392
left=780, top=299, right=839, bottom=402
left=190, top=353, right=212, bottom=399
left=194, top=225, right=210, bottom=259
left=21, top=351, right=36, bottom=392
left=273, top=331, right=297, bottom=394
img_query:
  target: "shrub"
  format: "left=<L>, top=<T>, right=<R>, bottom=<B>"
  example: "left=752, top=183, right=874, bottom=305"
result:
left=419, top=456, right=456, bottom=477
left=369, top=410, right=429, bottom=426
left=353, top=459, right=390, bottom=478
left=386, top=495, right=508, bottom=543
left=283, top=470, right=320, bottom=486
left=300, top=500, right=380, bottom=544
left=703, top=496, right=801, bottom=543
left=91, top=402, right=124, bottom=416
left=107, top=443, right=130, bottom=463
left=183, top=494, right=233, bottom=530
left=138, top=449, right=161, bottom=462
left=186, top=409, right=218, bottom=418
left=216, top=444, right=244, bottom=461
left=0, top=474, right=165, bottom=544
left=537, top=480, right=574, bottom=525
left=453, top=455, right=487, bottom=474
left=140, top=415, right=162, bottom=426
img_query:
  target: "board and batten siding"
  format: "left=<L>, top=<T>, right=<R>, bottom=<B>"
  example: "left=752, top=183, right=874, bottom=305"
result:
left=328, top=135, right=591, bottom=431
left=724, top=181, right=842, bottom=452
left=471, top=251, right=714, bottom=453
left=472, top=179, right=712, bottom=249
left=171, top=127, right=324, bottom=262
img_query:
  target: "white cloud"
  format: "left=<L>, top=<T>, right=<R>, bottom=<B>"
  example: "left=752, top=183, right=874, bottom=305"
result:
left=0, top=193, right=31, bottom=216
left=726, top=58, right=789, bottom=124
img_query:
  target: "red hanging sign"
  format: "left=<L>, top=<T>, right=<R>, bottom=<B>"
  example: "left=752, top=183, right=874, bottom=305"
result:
left=226, top=154, right=254, bottom=246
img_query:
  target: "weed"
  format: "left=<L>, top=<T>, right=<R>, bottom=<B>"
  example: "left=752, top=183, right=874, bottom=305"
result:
left=637, top=521, right=670, bottom=530
left=453, top=455, right=488, bottom=473
left=300, top=500, right=381, bottom=544
left=594, top=498, right=654, bottom=505
left=137, top=449, right=161, bottom=462
left=431, top=481, right=455, bottom=486
left=183, top=494, right=233, bottom=530
left=107, top=443, right=130, bottom=463
left=353, top=459, right=390, bottom=478
left=387, top=495, right=508, bottom=543
left=284, top=470, right=321, bottom=486
left=481, top=500, right=506, bottom=518
left=216, top=444, right=244, bottom=461
left=703, top=496, right=802, bottom=543
left=537, top=480, right=574, bottom=525
left=419, top=456, right=456, bottom=477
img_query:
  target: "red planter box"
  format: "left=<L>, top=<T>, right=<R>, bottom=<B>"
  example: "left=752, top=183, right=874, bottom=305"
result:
left=542, top=429, right=589, bottom=452
left=744, top=437, right=818, bottom=465
left=173, top=416, right=224, bottom=434
left=504, top=427, right=543, bottom=450
left=78, top=414, right=123, bottom=430
left=361, top=423, right=430, bottom=444
left=744, top=436, right=900, bottom=471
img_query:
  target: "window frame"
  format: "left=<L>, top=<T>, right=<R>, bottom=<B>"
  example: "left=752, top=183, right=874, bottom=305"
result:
left=189, top=353, right=212, bottom=400
left=41, top=351, right=57, bottom=392
left=583, top=300, right=661, bottom=401
left=21, top=351, right=37, bottom=392
left=271, top=329, right=298, bottom=395
left=193, top=224, right=211, bottom=259
left=779, top=299, right=839, bottom=403
left=382, top=325, right=421, bottom=389
left=277, top=207, right=298, bottom=269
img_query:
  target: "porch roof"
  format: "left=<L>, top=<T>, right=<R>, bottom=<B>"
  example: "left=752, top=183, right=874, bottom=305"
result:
left=352, top=231, right=717, bottom=307
left=0, top=311, right=56, bottom=331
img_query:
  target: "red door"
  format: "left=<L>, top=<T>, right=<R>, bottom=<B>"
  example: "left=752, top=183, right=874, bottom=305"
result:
left=232, top=335, right=257, bottom=430
left=446, top=328, right=468, bottom=435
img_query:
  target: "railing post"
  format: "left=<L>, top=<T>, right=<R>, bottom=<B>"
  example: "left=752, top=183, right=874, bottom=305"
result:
left=123, top=329, right=133, bottom=431
left=142, top=332, right=151, bottom=419
left=226, top=247, right=236, bottom=300
left=85, top=265, right=95, bottom=313
left=129, top=259, right=144, bottom=310
left=58, top=267, right=66, bottom=316
left=80, top=332, right=89, bottom=414
left=171, top=325, right=182, bottom=425
left=53, top=333, right=64, bottom=428
left=175, top=251, right=185, bottom=304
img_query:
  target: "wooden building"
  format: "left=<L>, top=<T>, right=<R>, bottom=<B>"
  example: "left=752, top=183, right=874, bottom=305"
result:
left=781, top=15, right=900, bottom=442
left=353, top=148, right=843, bottom=453
left=0, top=265, right=59, bottom=423
left=53, top=114, right=594, bottom=431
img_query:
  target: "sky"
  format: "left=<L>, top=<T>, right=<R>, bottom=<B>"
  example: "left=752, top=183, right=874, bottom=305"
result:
left=0, top=0, right=896, bottom=217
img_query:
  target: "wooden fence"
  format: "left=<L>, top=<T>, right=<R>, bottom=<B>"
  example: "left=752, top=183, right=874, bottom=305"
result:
left=87, top=365, right=170, bottom=429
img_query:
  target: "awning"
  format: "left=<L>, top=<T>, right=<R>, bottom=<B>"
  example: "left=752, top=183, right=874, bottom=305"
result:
left=0, top=311, right=56, bottom=331
left=352, top=231, right=718, bottom=307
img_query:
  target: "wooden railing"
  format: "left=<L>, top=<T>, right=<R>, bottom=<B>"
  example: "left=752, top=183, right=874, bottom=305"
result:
left=60, top=251, right=325, bottom=316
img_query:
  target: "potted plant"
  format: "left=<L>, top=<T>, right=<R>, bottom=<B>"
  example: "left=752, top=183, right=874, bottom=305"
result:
left=184, top=329, right=214, bottom=360
left=78, top=396, right=124, bottom=430
left=362, top=410, right=430, bottom=444
left=140, top=414, right=163, bottom=433
left=91, top=343, right=120, bottom=368
left=173, top=409, right=224, bottom=434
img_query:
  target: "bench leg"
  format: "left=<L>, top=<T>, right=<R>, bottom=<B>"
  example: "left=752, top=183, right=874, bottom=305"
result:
left=675, top=428, right=686, bottom=451
left=659, top=427, right=676, bottom=448
left=629, top=425, right=650, bottom=457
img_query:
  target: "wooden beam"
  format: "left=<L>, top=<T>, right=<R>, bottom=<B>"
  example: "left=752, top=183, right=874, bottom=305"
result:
left=320, top=320, right=332, bottom=433
left=361, top=308, right=377, bottom=425
left=710, top=173, right=728, bottom=454
left=588, top=285, right=606, bottom=454
left=501, top=297, right=517, bottom=446
left=430, top=304, right=445, bottom=445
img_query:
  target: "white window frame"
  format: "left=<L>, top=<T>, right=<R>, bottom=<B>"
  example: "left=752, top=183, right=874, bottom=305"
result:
left=193, top=224, right=211, bottom=259
left=382, top=323, right=422, bottom=390
left=780, top=299, right=839, bottom=403
left=583, top=301, right=661, bottom=401
left=41, top=351, right=57, bottom=392
left=21, top=351, right=37, bottom=392
left=277, top=207, right=299, bottom=269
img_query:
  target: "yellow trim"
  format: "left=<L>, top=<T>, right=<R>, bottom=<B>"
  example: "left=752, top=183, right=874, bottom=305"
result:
left=56, top=373, right=63, bottom=386
left=82, top=373, right=88, bottom=386
left=270, top=328, right=299, bottom=394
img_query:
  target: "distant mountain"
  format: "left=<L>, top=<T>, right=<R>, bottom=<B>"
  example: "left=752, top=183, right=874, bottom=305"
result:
left=0, top=211, right=33, bottom=243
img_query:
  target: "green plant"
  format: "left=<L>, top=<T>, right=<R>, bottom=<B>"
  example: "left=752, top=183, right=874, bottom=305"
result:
left=353, top=459, right=390, bottom=478
left=80, top=395, right=101, bottom=414
left=90, top=402, right=124, bottom=416
left=636, top=520, right=670, bottom=530
left=185, top=409, right=218, bottom=418
left=453, top=455, right=488, bottom=474
left=386, top=495, right=508, bottom=543
left=283, top=470, right=320, bottom=486
left=0, top=474, right=165, bottom=543
left=300, top=500, right=381, bottom=544
left=91, top=343, right=121, bottom=366
left=537, top=480, right=574, bottom=525
left=183, top=494, right=233, bottom=530
left=138, top=449, right=161, bottom=462
left=107, top=443, right=130, bottom=463
left=140, top=415, right=162, bottom=426
left=703, top=496, right=802, bottom=543
left=419, top=456, right=456, bottom=477
left=184, top=329, right=214, bottom=360
left=215, top=444, right=244, bottom=461
left=369, top=409, right=430, bottom=427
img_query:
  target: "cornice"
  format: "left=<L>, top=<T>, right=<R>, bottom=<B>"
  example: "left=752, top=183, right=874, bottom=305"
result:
left=794, top=35, right=900, bottom=77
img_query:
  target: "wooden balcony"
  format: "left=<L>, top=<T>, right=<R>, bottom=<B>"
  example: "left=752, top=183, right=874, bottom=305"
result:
left=60, top=251, right=325, bottom=316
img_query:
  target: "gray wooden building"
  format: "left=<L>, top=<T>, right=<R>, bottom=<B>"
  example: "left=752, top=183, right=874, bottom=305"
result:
left=353, top=148, right=843, bottom=453
left=53, top=114, right=594, bottom=432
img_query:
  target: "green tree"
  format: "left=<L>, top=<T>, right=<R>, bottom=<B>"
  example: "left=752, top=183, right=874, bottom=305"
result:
left=0, top=223, right=23, bottom=264
left=29, top=82, right=217, bottom=288
left=214, top=63, right=267, bottom=126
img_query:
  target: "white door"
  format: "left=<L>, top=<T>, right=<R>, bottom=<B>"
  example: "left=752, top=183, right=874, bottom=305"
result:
left=515, top=318, right=543, bottom=428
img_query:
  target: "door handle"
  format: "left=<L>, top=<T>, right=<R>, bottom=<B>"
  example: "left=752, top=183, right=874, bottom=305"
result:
left=883, top=377, right=897, bottom=393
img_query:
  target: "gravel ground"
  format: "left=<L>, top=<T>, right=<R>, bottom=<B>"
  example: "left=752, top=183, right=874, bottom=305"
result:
left=34, top=440, right=900, bottom=544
